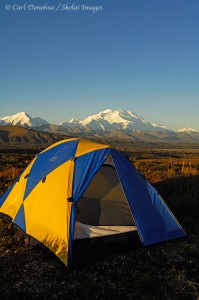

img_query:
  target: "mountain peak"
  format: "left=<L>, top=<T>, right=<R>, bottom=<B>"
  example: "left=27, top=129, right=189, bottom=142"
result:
left=68, top=118, right=80, bottom=123
left=16, top=111, right=30, bottom=116
left=0, top=112, right=48, bottom=127
left=178, top=127, right=197, bottom=133
left=101, top=109, right=113, bottom=114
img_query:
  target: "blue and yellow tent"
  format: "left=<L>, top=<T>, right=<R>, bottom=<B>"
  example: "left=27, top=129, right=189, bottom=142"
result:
left=0, top=139, right=186, bottom=266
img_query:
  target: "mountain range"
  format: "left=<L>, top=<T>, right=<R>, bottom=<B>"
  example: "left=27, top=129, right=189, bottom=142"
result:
left=0, top=110, right=199, bottom=146
left=0, top=109, right=198, bottom=133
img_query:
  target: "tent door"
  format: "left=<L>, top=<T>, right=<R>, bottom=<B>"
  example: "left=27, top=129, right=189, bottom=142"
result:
left=74, top=155, right=137, bottom=239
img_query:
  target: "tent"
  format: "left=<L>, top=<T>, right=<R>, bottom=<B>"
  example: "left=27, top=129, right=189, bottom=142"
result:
left=0, top=139, right=186, bottom=266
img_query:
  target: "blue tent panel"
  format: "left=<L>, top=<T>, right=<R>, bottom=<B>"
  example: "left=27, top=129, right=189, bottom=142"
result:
left=13, top=203, right=26, bottom=232
left=24, top=139, right=79, bottom=200
left=72, top=148, right=111, bottom=202
left=112, top=149, right=186, bottom=245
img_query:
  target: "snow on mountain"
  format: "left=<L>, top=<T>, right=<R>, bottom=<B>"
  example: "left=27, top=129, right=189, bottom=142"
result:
left=152, top=123, right=171, bottom=131
left=178, top=127, right=198, bottom=133
left=60, top=109, right=172, bottom=132
left=61, top=118, right=83, bottom=130
left=0, top=112, right=49, bottom=128
left=0, top=119, right=8, bottom=126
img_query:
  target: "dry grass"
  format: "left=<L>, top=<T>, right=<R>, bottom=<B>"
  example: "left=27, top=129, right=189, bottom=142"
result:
left=0, top=152, right=35, bottom=191
left=134, top=156, right=199, bottom=183
left=0, top=166, right=20, bottom=180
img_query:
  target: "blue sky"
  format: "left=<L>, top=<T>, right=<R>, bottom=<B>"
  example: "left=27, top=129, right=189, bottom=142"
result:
left=0, top=0, right=199, bottom=130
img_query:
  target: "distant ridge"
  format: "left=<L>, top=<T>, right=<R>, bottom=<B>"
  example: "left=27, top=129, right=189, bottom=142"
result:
left=0, top=125, right=199, bottom=150
left=0, top=125, right=64, bottom=148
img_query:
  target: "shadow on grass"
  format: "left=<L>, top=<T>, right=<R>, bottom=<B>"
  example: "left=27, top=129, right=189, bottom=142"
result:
left=155, top=174, right=199, bottom=246
left=72, top=231, right=140, bottom=267
left=155, top=174, right=199, bottom=219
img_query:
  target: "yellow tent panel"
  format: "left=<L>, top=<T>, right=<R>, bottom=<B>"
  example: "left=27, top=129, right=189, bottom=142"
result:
left=24, top=160, right=74, bottom=265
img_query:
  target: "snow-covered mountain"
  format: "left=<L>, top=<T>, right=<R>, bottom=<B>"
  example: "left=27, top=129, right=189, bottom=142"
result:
left=0, top=112, right=48, bottom=128
left=177, top=128, right=198, bottom=133
left=1, top=110, right=197, bottom=135
left=1, top=109, right=199, bottom=145
left=60, top=109, right=172, bottom=132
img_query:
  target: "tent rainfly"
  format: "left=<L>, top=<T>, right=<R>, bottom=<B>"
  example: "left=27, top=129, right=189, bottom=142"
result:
left=0, top=139, right=186, bottom=266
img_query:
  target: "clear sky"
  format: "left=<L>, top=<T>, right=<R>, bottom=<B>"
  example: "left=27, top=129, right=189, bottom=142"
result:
left=0, top=0, right=199, bottom=130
